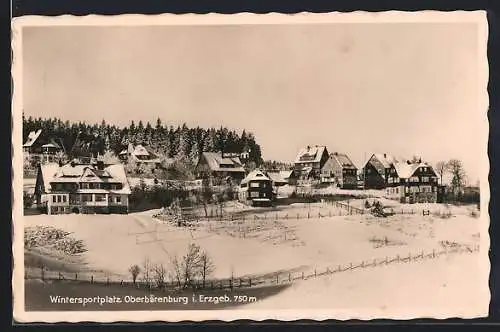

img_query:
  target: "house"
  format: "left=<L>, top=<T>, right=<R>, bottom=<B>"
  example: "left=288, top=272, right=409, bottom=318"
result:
left=238, top=169, right=273, bottom=206
left=118, top=143, right=162, bottom=168
left=362, top=153, right=402, bottom=189
left=320, top=152, right=358, bottom=189
left=384, top=159, right=439, bottom=203
left=292, top=145, right=330, bottom=184
left=34, top=159, right=131, bottom=215
left=195, top=152, right=246, bottom=185
left=23, top=129, right=63, bottom=165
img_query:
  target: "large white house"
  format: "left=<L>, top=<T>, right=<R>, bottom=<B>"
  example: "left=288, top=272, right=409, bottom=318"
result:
left=34, top=160, right=132, bottom=215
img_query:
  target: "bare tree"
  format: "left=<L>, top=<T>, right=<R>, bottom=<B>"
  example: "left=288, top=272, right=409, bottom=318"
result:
left=199, top=251, right=216, bottom=288
left=446, top=159, right=467, bottom=198
left=435, top=161, right=448, bottom=185
left=141, top=257, right=153, bottom=289
left=182, top=243, right=202, bottom=288
left=128, top=264, right=141, bottom=285
left=153, top=263, right=167, bottom=289
left=170, top=255, right=183, bottom=288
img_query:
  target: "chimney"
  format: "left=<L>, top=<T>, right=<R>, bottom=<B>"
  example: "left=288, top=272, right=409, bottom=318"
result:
left=97, top=160, right=104, bottom=170
left=307, top=145, right=311, bottom=151
left=383, top=153, right=387, bottom=158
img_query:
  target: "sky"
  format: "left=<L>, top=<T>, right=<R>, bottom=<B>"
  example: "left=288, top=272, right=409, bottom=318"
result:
left=22, top=23, right=483, bottom=183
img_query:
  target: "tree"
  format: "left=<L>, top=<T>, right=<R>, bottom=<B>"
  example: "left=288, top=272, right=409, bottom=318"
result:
left=446, top=159, right=467, bottom=198
left=153, top=263, right=167, bottom=289
left=435, top=161, right=447, bottom=185
left=181, top=243, right=202, bottom=288
left=199, top=250, right=215, bottom=288
left=128, top=264, right=141, bottom=285
left=141, top=257, right=153, bottom=289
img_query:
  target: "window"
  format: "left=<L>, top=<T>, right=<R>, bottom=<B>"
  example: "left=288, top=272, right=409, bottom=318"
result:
left=395, top=187, right=399, bottom=194
left=81, top=183, right=90, bottom=189
left=52, top=195, right=56, bottom=203
left=82, top=194, right=92, bottom=202
left=62, top=196, right=67, bottom=203
left=250, top=192, right=259, bottom=198
left=57, top=195, right=62, bottom=203
left=95, top=194, right=106, bottom=202
left=250, top=182, right=260, bottom=188
left=388, top=178, right=393, bottom=184
left=422, top=177, right=429, bottom=182
left=115, top=196, right=121, bottom=204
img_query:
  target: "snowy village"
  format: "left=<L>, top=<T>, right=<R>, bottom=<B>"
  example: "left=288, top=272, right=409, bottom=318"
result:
left=21, top=118, right=483, bottom=312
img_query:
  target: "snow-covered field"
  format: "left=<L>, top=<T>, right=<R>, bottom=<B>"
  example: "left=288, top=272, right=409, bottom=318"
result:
left=246, top=253, right=488, bottom=318
left=22, top=200, right=487, bottom=315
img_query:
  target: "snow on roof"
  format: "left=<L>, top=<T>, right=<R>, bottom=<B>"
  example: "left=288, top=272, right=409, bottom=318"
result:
left=40, top=161, right=131, bottom=194
left=330, top=152, right=357, bottom=169
left=241, top=169, right=271, bottom=185
left=372, top=153, right=398, bottom=168
left=280, top=170, right=293, bottom=179
left=200, top=152, right=245, bottom=173
left=266, top=171, right=288, bottom=183
left=133, top=144, right=150, bottom=156
left=41, top=143, right=59, bottom=149
left=105, top=163, right=132, bottom=194
left=40, top=163, right=61, bottom=192
left=295, top=146, right=327, bottom=164
left=23, top=129, right=42, bottom=147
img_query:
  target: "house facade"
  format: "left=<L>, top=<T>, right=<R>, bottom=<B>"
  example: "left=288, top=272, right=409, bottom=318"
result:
left=362, top=153, right=398, bottom=189
left=238, top=170, right=274, bottom=206
left=384, top=160, right=439, bottom=203
left=320, top=152, right=358, bottom=189
left=195, top=152, right=246, bottom=185
left=23, top=129, right=64, bottom=166
left=34, top=160, right=131, bottom=215
left=292, top=145, right=330, bottom=184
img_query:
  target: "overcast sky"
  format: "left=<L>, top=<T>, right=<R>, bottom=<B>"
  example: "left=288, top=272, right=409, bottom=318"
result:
left=22, top=23, right=482, bottom=183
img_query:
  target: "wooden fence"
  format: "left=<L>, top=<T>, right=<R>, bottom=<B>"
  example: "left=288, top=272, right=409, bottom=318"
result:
left=25, top=244, right=480, bottom=290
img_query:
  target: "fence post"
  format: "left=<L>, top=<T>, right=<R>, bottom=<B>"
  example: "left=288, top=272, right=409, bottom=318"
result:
left=220, top=280, right=223, bottom=289
left=75, top=273, right=78, bottom=281
left=421, top=250, right=424, bottom=259
left=107, top=277, right=109, bottom=286
left=361, top=261, right=364, bottom=268
left=249, top=278, right=252, bottom=287
left=396, top=255, right=400, bottom=262
left=307, top=212, right=310, bottom=219
left=58, top=272, right=62, bottom=280
left=432, top=249, right=436, bottom=258
left=349, top=262, right=353, bottom=270
left=297, top=213, right=299, bottom=220
left=302, top=272, right=304, bottom=280
left=289, top=273, right=291, bottom=282
left=314, top=269, right=317, bottom=277
left=338, top=264, right=341, bottom=272
left=40, top=267, right=45, bottom=281
left=229, top=278, right=233, bottom=291
left=276, top=274, right=279, bottom=284
left=91, top=275, right=94, bottom=284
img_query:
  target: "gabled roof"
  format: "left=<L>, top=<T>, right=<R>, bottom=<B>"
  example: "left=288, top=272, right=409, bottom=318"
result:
left=199, top=152, right=245, bottom=173
left=266, top=171, right=288, bottom=184
left=23, top=129, right=42, bottom=147
left=241, top=169, right=270, bottom=185
left=39, top=161, right=131, bottom=194
left=392, top=160, right=435, bottom=179
left=330, top=152, right=357, bottom=170
left=371, top=153, right=400, bottom=168
left=295, top=146, right=327, bottom=164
